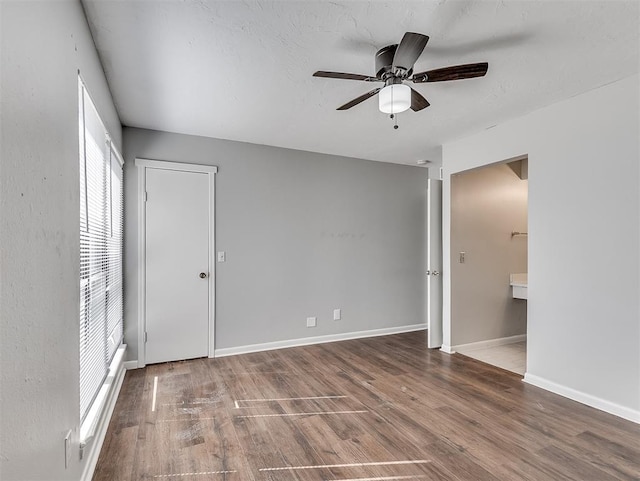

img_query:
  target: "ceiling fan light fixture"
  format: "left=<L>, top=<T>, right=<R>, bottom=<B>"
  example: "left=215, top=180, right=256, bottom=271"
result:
left=378, top=83, right=411, bottom=114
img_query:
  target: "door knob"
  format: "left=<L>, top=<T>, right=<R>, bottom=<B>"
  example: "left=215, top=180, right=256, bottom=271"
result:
left=199, top=272, right=208, bottom=279
left=432, top=270, right=440, bottom=276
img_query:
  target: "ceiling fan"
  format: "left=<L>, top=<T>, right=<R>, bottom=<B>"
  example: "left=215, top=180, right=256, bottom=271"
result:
left=313, top=32, right=488, bottom=118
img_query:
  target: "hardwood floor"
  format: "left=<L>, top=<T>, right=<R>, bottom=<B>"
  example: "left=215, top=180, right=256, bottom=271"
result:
left=93, top=331, right=640, bottom=480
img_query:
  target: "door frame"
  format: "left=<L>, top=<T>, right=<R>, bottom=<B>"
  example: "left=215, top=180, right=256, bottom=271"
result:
left=426, top=178, right=443, bottom=349
left=135, top=158, right=218, bottom=368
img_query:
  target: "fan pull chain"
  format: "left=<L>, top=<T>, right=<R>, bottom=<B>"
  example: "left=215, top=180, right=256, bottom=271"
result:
left=390, top=85, right=399, bottom=129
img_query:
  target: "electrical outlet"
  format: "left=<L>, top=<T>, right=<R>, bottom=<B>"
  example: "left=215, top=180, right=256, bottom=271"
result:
left=333, top=309, right=341, bottom=321
left=306, top=317, right=316, bottom=328
left=459, top=252, right=465, bottom=264
left=64, top=430, right=72, bottom=469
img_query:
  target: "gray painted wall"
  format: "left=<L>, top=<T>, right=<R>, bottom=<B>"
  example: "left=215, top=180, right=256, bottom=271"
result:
left=442, top=74, right=639, bottom=415
left=124, top=128, right=429, bottom=361
left=451, top=163, right=528, bottom=345
left=1, top=1, right=121, bottom=479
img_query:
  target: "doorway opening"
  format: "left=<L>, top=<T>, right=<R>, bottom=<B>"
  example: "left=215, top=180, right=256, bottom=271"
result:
left=450, top=155, right=528, bottom=375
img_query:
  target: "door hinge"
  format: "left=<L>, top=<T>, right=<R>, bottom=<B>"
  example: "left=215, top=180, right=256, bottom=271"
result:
left=144, top=191, right=148, bottom=202
left=144, top=331, right=148, bottom=343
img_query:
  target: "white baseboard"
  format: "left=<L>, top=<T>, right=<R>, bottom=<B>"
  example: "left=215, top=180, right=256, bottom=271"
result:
left=524, top=373, right=640, bottom=424
left=214, top=324, right=427, bottom=358
left=80, top=347, right=127, bottom=481
left=124, top=360, right=139, bottom=370
left=440, top=344, right=455, bottom=354
left=453, top=334, right=527, bottom=353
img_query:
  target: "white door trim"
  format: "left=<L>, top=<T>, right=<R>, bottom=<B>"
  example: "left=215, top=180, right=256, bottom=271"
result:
left=427, top=178, right=443, bottom=349
left=135, top=158, right=218, bottom=368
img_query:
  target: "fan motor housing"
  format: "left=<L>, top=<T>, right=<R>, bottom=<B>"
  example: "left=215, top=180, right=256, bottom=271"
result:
left=375, top=45, right=396, bottom=78
left=376, top=44, right=412, bottom=79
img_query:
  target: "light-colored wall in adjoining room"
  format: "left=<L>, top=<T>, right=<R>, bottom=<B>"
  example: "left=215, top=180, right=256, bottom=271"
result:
left=442, top=73, right=640, bottom=420
left=450, top=162, right=528, bottom=346
left=123, top=128, right=429, bottom=361
left=0, top=1, right=121, bottom=479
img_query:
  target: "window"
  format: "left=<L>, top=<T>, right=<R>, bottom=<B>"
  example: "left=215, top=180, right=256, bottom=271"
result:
left=79, top=78, right=124, bottom=422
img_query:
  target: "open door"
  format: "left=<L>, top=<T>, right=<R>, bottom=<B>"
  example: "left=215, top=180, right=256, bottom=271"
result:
left=427, top=179, right=443, bottom=348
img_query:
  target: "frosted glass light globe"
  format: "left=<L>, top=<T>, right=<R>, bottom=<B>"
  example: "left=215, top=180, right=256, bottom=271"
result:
left=378, top=84, right=411, bottom=114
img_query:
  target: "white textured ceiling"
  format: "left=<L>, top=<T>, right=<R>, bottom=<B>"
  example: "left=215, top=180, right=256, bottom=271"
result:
left=82, top=0, right=639, bottom=165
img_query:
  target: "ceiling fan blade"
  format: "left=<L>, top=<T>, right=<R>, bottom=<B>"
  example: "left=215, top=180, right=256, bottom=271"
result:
left=337, top=88, right=382, bottom=110
left=392, top=32, right=429, bottom=72
left=412, top=62, right=488, bottom=83
left=410, top=88, right=430, bottom=112
left=313, top=71, right=379, bottom=82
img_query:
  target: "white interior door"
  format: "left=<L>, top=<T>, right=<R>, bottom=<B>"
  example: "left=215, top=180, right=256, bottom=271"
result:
left=145, top=167, right=210, bottom=364
left=427, top=179, right=443, bottom=348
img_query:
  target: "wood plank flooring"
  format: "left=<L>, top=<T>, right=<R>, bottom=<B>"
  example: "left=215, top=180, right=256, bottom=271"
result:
left=93, top=331, right=640, bottom=480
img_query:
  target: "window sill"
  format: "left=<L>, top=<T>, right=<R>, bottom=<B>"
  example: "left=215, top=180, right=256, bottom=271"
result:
left=80, top=344, right=126, bottom=452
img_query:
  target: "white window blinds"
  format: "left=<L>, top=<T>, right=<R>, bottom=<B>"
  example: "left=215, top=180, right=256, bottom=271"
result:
left=79, top=78, right=124, bottom=422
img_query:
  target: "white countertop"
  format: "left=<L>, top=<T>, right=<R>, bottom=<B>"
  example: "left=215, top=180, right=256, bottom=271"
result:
left=510, top=273, right=528, bottom=288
